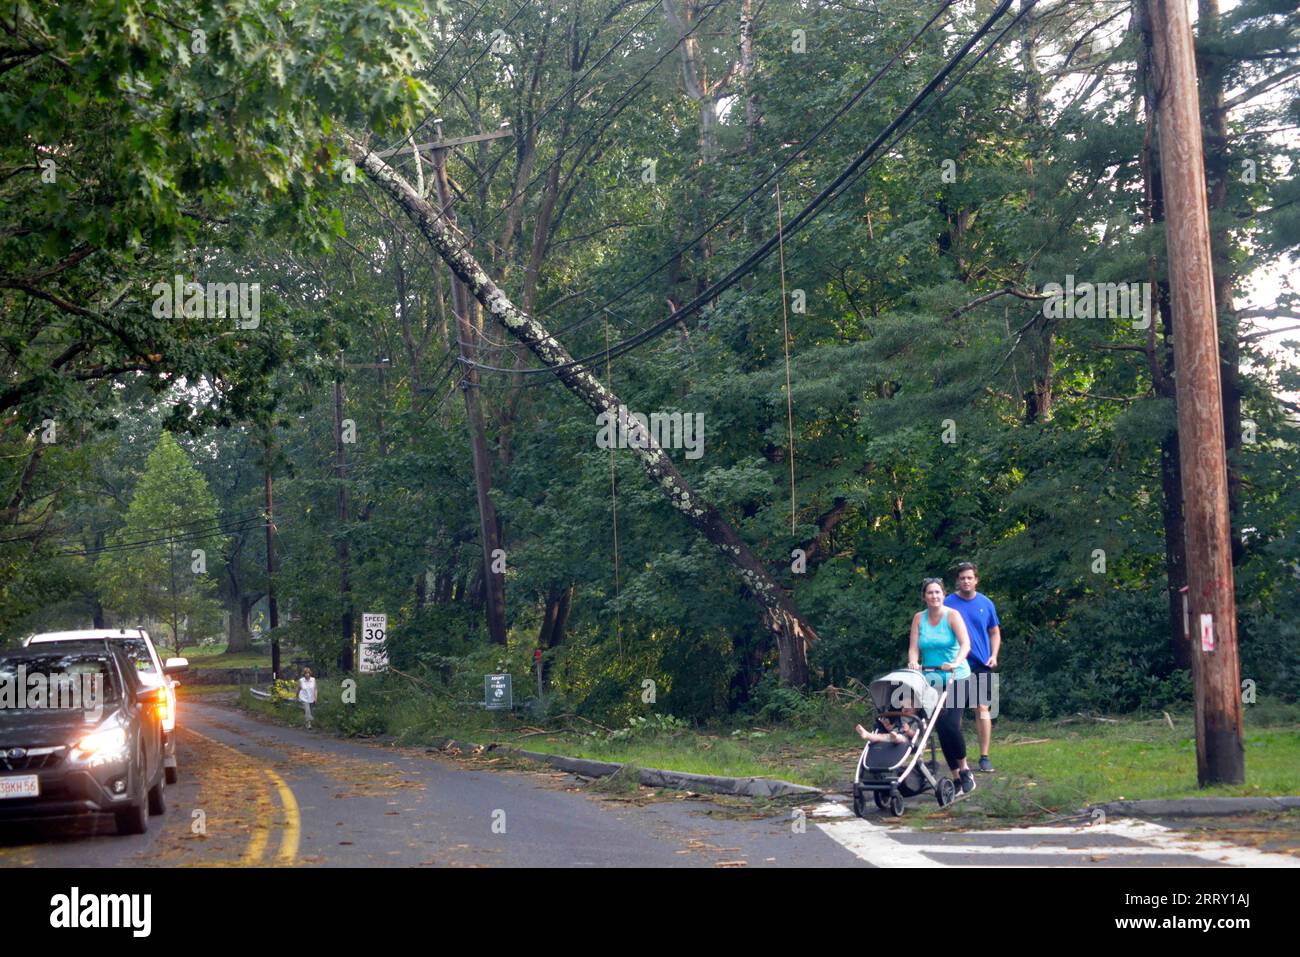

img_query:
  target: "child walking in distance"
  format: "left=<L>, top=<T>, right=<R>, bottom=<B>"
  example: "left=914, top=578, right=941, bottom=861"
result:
left=298, top=667, right=317, bottom=730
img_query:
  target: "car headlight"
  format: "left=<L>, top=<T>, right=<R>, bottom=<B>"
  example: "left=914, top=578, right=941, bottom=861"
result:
left=71, top=725, right=128, bottom=763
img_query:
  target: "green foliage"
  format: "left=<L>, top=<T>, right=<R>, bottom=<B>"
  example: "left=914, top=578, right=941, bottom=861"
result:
left=748, top=677, right=819, bottom=725
left=3, top=0, right=1298, bottom=738
left=604, top=713, right=689, bottom=743
left=95, top=432, right=224, bottom=652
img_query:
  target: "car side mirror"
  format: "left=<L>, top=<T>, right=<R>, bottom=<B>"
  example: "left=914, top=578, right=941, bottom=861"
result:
left=136, top=686, right=165, bottom=705
left=163, top=657, right=189, bottom=676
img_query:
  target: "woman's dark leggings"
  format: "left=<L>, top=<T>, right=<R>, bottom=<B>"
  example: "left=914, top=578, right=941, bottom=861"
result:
left=935, top=680, right=968, bottom=771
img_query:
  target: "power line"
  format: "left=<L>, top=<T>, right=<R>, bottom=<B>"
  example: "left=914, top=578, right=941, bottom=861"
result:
left=383, top=0, right=1023, bottom=407
left=56, top=508, right=263, bottom=544
left=430, top=0, right=534, bottom=116
left=483, top=0, right=959, bottom=350
left=445, top=0, right=953, bottom=380
left=494, top=0, right=661, bottom=167
left=458, top=0, right=729, bottom=258
left=828, top=0, right=1039, bottom=208
left=373, top=0, right=532, bottom=183
left=56, top=515, right=269, bottom=557
left=425, top=0, right=668, bottom=289
left=361, top=3, right=688, bottom=382
left=467, top=0, right=1017, bottom=379
left=439, top=0, right=664, bottom=225
left=374, top=0, right=499, bottom=159
left=627, top=0, right=1038, bottom=380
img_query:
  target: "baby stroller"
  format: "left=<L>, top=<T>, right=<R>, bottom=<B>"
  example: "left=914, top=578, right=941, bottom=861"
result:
left=852, top=668, right=958, bottom=818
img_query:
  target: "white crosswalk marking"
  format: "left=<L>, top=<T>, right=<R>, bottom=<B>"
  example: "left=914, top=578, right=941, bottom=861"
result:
left=813, top=802, right=941, bottom=866
left=810, top=801, right=1300, bottom=867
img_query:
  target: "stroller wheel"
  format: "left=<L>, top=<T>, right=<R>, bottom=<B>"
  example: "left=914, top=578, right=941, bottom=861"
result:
left=937, top=777, right=956, bottom=807
left=853, top=789, right=868, bottom=819
left=873, top=791, right=888, bottom=811
left=888, top=793, right=905, bottom=817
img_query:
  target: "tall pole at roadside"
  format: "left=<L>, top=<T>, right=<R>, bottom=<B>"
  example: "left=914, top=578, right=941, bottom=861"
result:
left=334, top=359, right=354, bottom=672
left=1149, top=0, right=1244, bottom=785
left=265, top=465, right=280, bottom=679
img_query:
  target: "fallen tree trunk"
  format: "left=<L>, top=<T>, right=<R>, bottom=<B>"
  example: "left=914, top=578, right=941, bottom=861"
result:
left=346, top=134, right=816, bottom=685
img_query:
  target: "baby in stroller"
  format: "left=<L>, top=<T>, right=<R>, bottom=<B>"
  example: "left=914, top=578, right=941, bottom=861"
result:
left=854, top=670, right=962, bottom=817
left=854, top=707, right=920, bottom=744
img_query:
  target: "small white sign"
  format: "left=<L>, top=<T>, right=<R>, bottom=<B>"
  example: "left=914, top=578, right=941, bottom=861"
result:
left=360, top=612, right=389, bottom=673
left=1200, top=613, right=1215, bottom=653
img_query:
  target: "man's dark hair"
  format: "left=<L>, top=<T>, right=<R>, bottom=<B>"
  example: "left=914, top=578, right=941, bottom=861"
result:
left=955, top=561, right=978, bottom=575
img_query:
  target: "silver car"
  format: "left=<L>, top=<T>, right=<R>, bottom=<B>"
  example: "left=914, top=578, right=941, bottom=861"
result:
left=25, top=629, right=188, bottom=783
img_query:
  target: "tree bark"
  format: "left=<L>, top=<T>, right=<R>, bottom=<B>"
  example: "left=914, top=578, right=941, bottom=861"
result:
left=432, top=147, right=508, bottom=647
left=1138, top=0, right=1191, bottom=671
left=348, top=135, right=818, bottom=684
left=537, top=582, right=573, bottom=687
left=1150, top=0, right=1244, bottom=785
left=740, top=0, right=757, bottom=152
left=661, top=0, right=729, bottom=163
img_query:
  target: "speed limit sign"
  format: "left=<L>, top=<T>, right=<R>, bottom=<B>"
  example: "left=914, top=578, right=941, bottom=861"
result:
left=360, top=612, right=388, bottom=673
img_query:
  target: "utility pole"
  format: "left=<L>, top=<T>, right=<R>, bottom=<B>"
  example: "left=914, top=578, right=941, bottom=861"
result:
left=1150, top=0, right=1244, bottom=785
left=329, top=355, right=393, bottom=672
left=265, top=464, right=279, bottom=679
left=428, top=121, right=511, bottom=646
left=334, top=358, right=353, bottom=672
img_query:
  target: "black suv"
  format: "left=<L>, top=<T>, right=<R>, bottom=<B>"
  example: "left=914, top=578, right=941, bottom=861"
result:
left=0, top=640, right=167, bottom=835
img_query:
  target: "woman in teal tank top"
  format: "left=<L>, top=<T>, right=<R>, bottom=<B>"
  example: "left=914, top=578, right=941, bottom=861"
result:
left=908, top=577, right=976, bottom=794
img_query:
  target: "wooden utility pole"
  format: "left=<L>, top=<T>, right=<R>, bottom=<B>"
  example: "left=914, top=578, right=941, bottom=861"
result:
left=1149, top=0, right=1244, bottom=785
left=265, top=465, right=280, bottom=678
left=334, top=360, right=354, bottom=672
left=328, top=356, right=393, bottom=671
left=429, top=127, right=509, bottom=646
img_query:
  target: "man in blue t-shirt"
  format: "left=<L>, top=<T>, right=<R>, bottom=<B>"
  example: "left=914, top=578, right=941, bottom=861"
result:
left=944, top=561, right=1002, bottom=772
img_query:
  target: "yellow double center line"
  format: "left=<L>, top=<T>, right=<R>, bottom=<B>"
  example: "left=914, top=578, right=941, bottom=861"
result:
left=183, top=727, right=300, bottom=866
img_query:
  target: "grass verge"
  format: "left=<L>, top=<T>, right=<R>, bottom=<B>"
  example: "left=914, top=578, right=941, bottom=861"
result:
left=228, top=673, right=1299, bottom=825
left=183, top=641, right=276, bottom=671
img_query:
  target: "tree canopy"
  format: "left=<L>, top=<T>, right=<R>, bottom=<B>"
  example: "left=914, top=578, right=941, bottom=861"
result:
left=2, top=0, right=1297, bottom=724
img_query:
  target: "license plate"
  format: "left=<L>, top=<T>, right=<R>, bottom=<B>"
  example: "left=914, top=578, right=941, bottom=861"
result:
left=0, top=775, right=39, bottom=799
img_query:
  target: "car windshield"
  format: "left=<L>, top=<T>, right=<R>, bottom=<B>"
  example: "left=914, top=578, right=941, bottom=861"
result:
left=0, top=652, right=120, bottom=712
left=114, top=637, right=157, bottom=675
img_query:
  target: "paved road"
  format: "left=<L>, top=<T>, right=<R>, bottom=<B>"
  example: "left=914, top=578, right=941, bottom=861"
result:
left=1, top=702, right=1295, bottom=867
left=0, top=702, right=860, bottom=867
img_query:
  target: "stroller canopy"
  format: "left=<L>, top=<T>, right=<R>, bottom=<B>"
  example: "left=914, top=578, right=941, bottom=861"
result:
left=869, top=669, right=941, bottom=717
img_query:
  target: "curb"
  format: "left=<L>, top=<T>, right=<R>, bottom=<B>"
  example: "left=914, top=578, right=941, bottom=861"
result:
left=1093, top=796, right=1300, bottom=818
left=426, top=736, right=821, bottom=799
